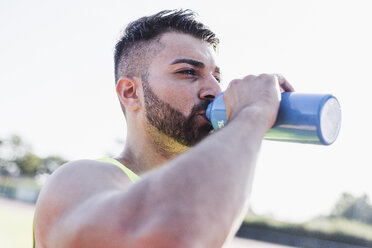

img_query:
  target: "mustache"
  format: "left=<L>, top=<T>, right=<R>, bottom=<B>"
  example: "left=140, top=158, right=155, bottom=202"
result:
left=190, top=99, right=212, bottom=115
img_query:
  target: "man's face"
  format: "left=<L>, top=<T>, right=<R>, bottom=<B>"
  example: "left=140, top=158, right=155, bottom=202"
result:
left=143, top=32, right=221, bottom=147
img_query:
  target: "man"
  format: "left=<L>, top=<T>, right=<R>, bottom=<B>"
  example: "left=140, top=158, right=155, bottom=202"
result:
left=34, top=9, right=293, bottom=247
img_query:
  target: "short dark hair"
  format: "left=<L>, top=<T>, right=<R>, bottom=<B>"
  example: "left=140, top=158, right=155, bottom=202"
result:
left=114, top=9, right=219, bottom=83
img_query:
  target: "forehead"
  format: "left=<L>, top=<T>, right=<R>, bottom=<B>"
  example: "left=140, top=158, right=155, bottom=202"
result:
left=152, top=32, right=217, bottom=66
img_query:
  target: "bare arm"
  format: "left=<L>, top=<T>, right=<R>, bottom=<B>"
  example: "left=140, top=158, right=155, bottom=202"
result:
left=35, top=74, right=291, bottom=248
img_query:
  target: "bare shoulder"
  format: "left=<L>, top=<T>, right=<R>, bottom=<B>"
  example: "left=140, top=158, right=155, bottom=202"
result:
left=36, top=159, right=131, bottom=208
left=34, top=159, right=132, bottom=246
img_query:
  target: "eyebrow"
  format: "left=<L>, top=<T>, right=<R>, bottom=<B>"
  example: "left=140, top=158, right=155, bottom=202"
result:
left=171, top=58, right=220, bottom=74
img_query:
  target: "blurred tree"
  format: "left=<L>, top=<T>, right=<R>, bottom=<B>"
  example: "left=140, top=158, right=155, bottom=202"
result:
left=0, top=159, right=19, bottom=176
left=0, top=135, right=24, bottom=176
left=330, top=193, right=372, bottom=225
left=40, top=156, right=68, bottom=174
left=15, top=152, right=43, bottom=176
left=0, top=134, right=67, bottom=176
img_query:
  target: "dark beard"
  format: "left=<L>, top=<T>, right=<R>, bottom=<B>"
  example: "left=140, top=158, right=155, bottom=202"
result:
left=142, top=81, right=213, bottom=147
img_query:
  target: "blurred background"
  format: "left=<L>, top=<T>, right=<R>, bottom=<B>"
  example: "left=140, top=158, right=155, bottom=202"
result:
left=1, top=0, right=372, bottom=247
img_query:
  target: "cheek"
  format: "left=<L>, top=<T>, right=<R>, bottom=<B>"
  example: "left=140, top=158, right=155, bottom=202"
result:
left=153, top=83, right=196, bottom=117
left=165, top=89, right=195, bottom=116
left=148, top=71, right=198, bottom=116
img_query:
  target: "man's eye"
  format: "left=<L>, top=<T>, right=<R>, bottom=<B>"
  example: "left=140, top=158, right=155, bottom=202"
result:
left=177, top=69, right=197, bottom=76
left=214, top=76, right=221, bottom=83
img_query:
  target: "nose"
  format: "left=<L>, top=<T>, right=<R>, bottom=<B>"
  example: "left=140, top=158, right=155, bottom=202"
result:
left=198, top=75, right=221, bottom=102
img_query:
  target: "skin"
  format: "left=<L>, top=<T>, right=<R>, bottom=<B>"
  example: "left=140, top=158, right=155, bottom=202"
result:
left=143, top=78, right=213, bottom=148
left=34, top=32, right=294, bottom=248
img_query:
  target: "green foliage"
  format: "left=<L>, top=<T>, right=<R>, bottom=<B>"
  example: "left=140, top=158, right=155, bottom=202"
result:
left=243, top=193, right=372, bottom=246
left=330, top=192, right=372, bottom=225
left=243, top=214, right=372, bottom=246
left=15, top=152, right=43, bottom=176
left=0, top=134, right=67, bottom=176
left=40, top=155, right=68, bottom=174
left=304, top=217, right=372, bottom=241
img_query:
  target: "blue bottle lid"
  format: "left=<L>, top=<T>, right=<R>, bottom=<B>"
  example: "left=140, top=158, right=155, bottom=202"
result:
left=206, top=92, right=227, bottom=130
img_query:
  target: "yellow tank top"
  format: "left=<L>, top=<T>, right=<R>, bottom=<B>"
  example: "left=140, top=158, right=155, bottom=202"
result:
left=97, top=157, right=140, bottom=182
left=33, top=158, right=140, bottom=247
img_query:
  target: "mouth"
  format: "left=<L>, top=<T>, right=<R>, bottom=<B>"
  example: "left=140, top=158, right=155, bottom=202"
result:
left=194, top=112, right=213, bottom=128
left=196, top=110, right=206, bottom=115
left=192, top=111, right=215, bottom=137
left=196, top=111, right=209, bottom=120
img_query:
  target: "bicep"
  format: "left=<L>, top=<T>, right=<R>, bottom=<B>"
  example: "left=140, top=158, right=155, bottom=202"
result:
left=47, top=191, right=127, bottom=248
left=46, top=187, right=190, bottom=248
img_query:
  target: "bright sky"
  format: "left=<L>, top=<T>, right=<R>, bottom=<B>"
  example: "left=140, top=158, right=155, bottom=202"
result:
left=1, top=0, right=372, bottom=222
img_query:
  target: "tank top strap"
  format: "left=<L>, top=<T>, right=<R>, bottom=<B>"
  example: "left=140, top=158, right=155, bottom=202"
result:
left=97, top=157, right=140, bottom=182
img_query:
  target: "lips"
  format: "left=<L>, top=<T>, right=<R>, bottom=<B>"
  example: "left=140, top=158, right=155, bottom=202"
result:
left=191, top=100, right=212, bottom=125
left=196, top=110, right=206, bottom=116
left=196, top=111, right=208, bottom=119
left=194, top=112, right=212, bottom=126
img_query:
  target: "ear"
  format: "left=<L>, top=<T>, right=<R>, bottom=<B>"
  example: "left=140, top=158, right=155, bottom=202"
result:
left=116, top=77, right=141, bottom=111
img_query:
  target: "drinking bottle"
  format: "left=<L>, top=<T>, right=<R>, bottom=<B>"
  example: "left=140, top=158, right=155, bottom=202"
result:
left=206, top=92, right=342, bottom=145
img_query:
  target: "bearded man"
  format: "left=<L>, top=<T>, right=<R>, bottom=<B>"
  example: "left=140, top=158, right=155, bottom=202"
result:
left=34, top=9, right=293, bottom=248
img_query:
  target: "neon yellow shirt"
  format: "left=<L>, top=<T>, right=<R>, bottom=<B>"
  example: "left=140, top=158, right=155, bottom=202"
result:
left=98, top=157, right=140, bottom=182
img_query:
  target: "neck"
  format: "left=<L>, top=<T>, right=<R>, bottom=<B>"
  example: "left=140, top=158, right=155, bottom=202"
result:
left=116, top=124, right=189, bottom=175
